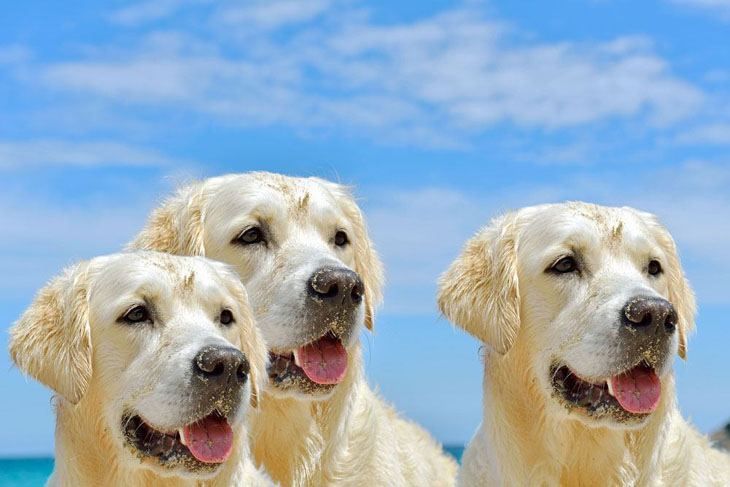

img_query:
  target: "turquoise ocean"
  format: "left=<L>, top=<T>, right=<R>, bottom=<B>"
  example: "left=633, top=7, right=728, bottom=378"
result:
left=0, top=447, right=464, bottom=486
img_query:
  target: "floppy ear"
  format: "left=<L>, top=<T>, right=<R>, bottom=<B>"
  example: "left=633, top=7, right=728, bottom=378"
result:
left=9, top=262, right=93, bottom=404
left=217, top=265, right=267, bottom=409
left=129, top=181, right=206, bottom=255
left=642, top=214, right=696, bottom=359
left=437, top=213, right=521, bottom=354
left=327, top=183, right=384, bottom=331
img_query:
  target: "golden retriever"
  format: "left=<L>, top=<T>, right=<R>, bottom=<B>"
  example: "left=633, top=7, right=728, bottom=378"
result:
left=438, top=202, right=730, bottom=485
left=9, top=252, right=272, bottom=486
left=130, top=172, right=458, bottom=486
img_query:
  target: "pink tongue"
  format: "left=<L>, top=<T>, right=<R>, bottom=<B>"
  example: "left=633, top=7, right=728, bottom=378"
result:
left=181, top=414, right=233, bottom=464
left=609, top=364, right=661, bottom=414
left=297, top=335, right=348, bottom=385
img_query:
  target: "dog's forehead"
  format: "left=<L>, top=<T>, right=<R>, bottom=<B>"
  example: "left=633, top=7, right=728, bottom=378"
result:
left=91, top=253, right=229, bottom=300
left=522, top=203, right=655, bottom=253
left=212, top=174, right=344, bottom=224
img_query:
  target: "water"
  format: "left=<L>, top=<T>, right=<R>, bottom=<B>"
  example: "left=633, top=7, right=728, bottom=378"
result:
left=444, top=445, right=465, bottom=463
left=0, top=458, right=53, bottom=487
left=0, top=448, right=463, bottom=486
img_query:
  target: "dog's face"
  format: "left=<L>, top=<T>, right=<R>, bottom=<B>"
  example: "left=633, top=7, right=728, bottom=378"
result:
left=439, top=202, right=695, bottom=429
left=131, top=173, right=383, bottom=400
left=10, top=252, right=266, bottom=479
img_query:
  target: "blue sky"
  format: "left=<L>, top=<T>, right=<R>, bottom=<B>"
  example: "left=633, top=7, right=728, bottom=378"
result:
left=1, top=0, right=730, bottom=457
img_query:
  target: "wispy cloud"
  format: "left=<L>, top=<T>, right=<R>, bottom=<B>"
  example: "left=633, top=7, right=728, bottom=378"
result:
left=107, top=0, right=194, bottom=26
left=669, top=0, right=730, bottom=20
left=30, top=2, right=704, bottom=145
left=0, top=139, right=178, bottom=170
left=675, top=123, right=730, bottom=145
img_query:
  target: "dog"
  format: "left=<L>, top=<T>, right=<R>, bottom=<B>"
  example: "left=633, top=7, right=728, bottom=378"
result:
left=438, top=202, right=730, bottom=485
left=9, top=252, right=272, bottom=486
left=130, top=172, right=458, bottom=486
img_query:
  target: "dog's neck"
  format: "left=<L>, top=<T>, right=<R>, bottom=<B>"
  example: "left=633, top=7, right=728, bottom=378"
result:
left=251, top=343, right=365, bottom=486
left=476, top=346, right=675, bottom=485
left=50, top=387, right=260, bottom=487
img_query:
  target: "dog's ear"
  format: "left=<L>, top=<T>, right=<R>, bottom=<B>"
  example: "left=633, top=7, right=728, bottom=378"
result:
left=9, top=262, right=93, bottom=404
left=238, top=296, right=267, bottom=409
left=641, top=213, right=696, bottom=359
left=215, top=263, right=268, bottom=409
left=438, top=213, right=521, bottom=354
left=130, top=182, right=206, bottom=255
left=323, top=181, right=384, bottom=332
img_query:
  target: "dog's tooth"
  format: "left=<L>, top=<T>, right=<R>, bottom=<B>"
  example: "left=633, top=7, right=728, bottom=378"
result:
left=293, top=349, right=301, bottom=367
left=606, top=380, right=615, bottom=397
left=178, top=428, right=187, bottom=446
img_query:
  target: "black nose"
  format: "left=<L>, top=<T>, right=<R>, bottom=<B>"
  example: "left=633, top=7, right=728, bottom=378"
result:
left=193, top=345, right=249, bottom=386
left=307, top=267, right=364, bottom=306
left=622, top=296, right=678, bottom=334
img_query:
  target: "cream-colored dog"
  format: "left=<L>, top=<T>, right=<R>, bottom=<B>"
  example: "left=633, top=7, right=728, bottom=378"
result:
left=438, top=202, right=730, bottom=485
left=130, top=172, right=457, bottom=486
left=10, top=252, right=271, bottom=486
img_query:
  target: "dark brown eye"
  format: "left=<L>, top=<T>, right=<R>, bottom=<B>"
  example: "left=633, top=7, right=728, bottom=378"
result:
left=334, top=230, right=348, bottom=247
left=121, top=305, right=150, bottom=324
left=550, top=256, right=579, bottom=274
left=236, top=227, right=264, bottom=245
left=648, top=260, right=662, bottom=276
left=220, top=309, right=234, bottom=326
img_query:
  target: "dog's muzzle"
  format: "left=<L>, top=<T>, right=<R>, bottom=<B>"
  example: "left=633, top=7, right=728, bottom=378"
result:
left=122, top=345, right=249, bottom=473
left=267, top=266, right=363, bottom=396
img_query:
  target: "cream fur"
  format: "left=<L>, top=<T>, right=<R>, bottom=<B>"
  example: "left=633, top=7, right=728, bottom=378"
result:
left=438, top=202, right=730, bottom=486
left=129, top=172, right=457, bottom=486
left=9, top=252, right=272, bottom=486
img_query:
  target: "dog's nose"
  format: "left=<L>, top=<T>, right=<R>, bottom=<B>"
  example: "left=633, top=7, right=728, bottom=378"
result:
left=307, top=267, right=364, bottom=306
left=622, top=296, right=678, bottom=334
left=193, top=345, right=249, bottom=386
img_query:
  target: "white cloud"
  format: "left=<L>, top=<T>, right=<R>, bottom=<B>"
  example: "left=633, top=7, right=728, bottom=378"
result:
left=31, top=2, right=703, bottom=144
left=214, top=0, right=333, bottom=30
left=107, top=0, right=192, bottom=26
left=675, top=123, right=730, bottom=145
left=0, top=45, right=31, bottom=65
left=670, top=0, right=730, bottom=19
left=0, top=139, right=177, bottom=169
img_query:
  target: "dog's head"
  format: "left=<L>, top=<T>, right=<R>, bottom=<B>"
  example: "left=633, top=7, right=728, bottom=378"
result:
left=9, top=252, right=266, bottom=478
left=438, top=202, right=695, bottom=429
left=130, top=172, right=383, bottom=400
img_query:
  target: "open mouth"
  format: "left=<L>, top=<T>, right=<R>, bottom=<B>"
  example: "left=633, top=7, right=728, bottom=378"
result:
left=268, top=330, right=348, bottom=391
left=550, top=360, right=661, bottom=420
left=122, top=410, right=234, bottom=472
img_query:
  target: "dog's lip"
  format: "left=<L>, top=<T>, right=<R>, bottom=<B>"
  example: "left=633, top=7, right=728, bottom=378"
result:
left=550, top=360, right=659, bottom=418
left=121, top=409, right=233, bottom=469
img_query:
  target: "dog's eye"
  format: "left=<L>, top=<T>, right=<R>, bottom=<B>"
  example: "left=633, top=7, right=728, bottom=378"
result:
left=334, top=231, right=349, bottom=247
left=550, top=256, right=579, bottom=274
left=122, top=305, right=151, bottom=324
left=236, top=227, right=264, bottom=245
left=648, top=260, right=663, bottom=276
left=220, top=309, right=235, bottom=326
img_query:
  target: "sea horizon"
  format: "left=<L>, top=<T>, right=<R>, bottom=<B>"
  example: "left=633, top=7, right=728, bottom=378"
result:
left=0, top=447, right=466, bottom=486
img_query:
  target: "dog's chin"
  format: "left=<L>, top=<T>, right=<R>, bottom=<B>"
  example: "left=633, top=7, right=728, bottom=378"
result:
left=267, top=330, right=352, bottom=401
left=120, top=408, right=238, bottom=478
left=548, top=359, right=666, bottom=429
